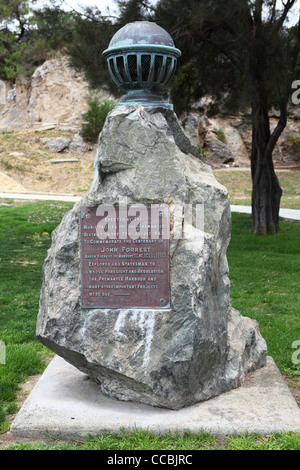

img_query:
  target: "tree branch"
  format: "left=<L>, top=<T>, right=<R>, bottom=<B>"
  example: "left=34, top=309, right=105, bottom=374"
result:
left=67, top=5, right=119, bottom=22
left=139, top=1, right=157, bottom=13
left=266, top=100, right=287, bottom=158
left=266, top=12, right=300, bottom=157
left=14, top=6, right=26, bottom=41
left=275, top=0, right=296, bottom=30
left=270, top=0, right=278, bottom=22
left=253, top=0, right=263, bottom=27
left=291, top=17, right=300, bottom=70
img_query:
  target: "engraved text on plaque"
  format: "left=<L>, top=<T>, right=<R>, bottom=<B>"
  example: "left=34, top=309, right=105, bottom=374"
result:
left=80, top=205, right=170, bottom=308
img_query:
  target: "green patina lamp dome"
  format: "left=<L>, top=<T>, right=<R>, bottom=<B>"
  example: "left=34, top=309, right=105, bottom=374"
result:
left=103, top=21, right=181, bottom=109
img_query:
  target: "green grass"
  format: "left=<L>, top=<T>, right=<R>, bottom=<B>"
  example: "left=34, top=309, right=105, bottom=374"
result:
left=2, top=429, right=300, bottom=450
left=0, top=200, right=74, bottom=431
left=0, top=200, right=299, bottom=450
left=228, top=213, right=300, bottom=374
left=214, top=170, right=300, bottom=209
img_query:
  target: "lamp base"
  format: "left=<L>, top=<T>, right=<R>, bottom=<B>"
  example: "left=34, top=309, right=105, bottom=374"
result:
left=116, top=90, right=173, bottom=109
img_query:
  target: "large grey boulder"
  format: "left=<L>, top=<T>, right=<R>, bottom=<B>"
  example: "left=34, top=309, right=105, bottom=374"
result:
left=36, top=104, right=267, bottom=410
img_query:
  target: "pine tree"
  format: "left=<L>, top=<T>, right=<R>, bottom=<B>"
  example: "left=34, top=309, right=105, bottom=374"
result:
left=67, top=7, right=121, bottom=96
left=32, top=4, right=75, bottom=52
left=0, top=0, right=38, bottom=80
left=80, top=97, right=115, bottom=142
left=117, top=0, right=152, bottom=26
left=0, top=0, right=76, bottom=81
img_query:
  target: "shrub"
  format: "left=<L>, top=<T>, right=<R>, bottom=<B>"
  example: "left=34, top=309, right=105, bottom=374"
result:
left=215, top=128, right=227, bottom=145
left=289, top=135, right=300, bottom=160
left=80, top=97, right=115, bottom=143
left=198, top=145, right=207, bottom=160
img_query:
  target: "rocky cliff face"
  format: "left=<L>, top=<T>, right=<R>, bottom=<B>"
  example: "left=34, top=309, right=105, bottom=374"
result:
left=181, top=103, right=300, bottom=169
left=0, top=56, right=109, bottom=130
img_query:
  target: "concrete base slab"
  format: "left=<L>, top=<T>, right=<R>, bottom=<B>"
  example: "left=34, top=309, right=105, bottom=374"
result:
left=10, top=355, right=300, bottom=440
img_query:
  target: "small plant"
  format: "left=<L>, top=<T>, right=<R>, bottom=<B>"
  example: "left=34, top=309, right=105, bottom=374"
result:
left=80, top=97, right=115, bottom=143
left=289, top=135, right=300, bottom=149
left=198, top=145, right=207, bottom=160
left=1, top=160, right=13, bottom=171
left=215, top=128, right=227, bottom=145
left=289, top=135, right=300, bottom=160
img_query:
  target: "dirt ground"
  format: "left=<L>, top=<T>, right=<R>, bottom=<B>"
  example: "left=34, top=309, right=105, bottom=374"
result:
left=0, top=127, right=299, bottom=198
left=0, top=128, right=96, bottom=196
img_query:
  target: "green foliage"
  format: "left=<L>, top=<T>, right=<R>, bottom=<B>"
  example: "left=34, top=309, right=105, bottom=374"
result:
left=3, top=428, right=300, bottom=450
left=215, top=129, right=227, bottom=144
left=0, top=0, right=35, bottom=27
left=0, top=0, right=74, bottom=81
left=169, top=64, right=199, bottom=116
left=289, top=136, right=300, bottom=160
left=117, top=0, right=152, bottom=26
left=198, top=145, right=207, bottom=160
left=32, top=6, right=76, bottom=52
left=155, top=0, right=300, bottom=115
left=0, top=0, right=35, bottom=80
left=0, top=405, right=6, bottom=425
left=67, top=7, right=120, bottom=96
left=80, top=97, right=115, bottom=142
left=290, top=136, right=300, bottom=148
left=225, top=432, right=300, bottom=451
left=0, top=1, right=79, bottom=81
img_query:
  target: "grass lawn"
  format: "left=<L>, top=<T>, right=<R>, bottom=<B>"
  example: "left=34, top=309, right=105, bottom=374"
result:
left=214, top=169, right=300, bottom=209
left=0, top=200, right=299, bottom=450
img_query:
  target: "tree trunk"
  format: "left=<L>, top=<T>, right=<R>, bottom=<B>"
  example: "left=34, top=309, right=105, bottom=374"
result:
left=248, top=2, right=294, bottom=235
left=251, top=150, right=282, bottom=235
left=251, top=97, right=283, bottom=235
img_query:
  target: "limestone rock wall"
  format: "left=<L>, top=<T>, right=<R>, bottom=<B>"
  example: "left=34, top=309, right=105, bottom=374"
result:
left=0, top=56, right=109, bottom=130
left=181, top=108, right=300, bottom=168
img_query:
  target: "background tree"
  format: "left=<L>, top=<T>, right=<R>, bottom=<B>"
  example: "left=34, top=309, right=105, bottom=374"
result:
left=67, top=1, right=155, bottom=95
left=67, top=6, right=121, bottom=96
left=117, top=0, right=152, bottom=25
left=154, top=0, right=300, bottom=235
left=0, top=0, right=39, bottom=80
left=0, top=0, right=75, bottom=81
left=32, top=1, right=76, bottom=53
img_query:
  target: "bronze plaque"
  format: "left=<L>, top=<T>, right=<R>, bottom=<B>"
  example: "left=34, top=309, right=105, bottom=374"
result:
left=80, top=205, right=170, bottom=308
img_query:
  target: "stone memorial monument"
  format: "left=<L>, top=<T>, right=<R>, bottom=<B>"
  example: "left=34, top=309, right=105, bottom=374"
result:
left=36, top=22, right=267, bottom=410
